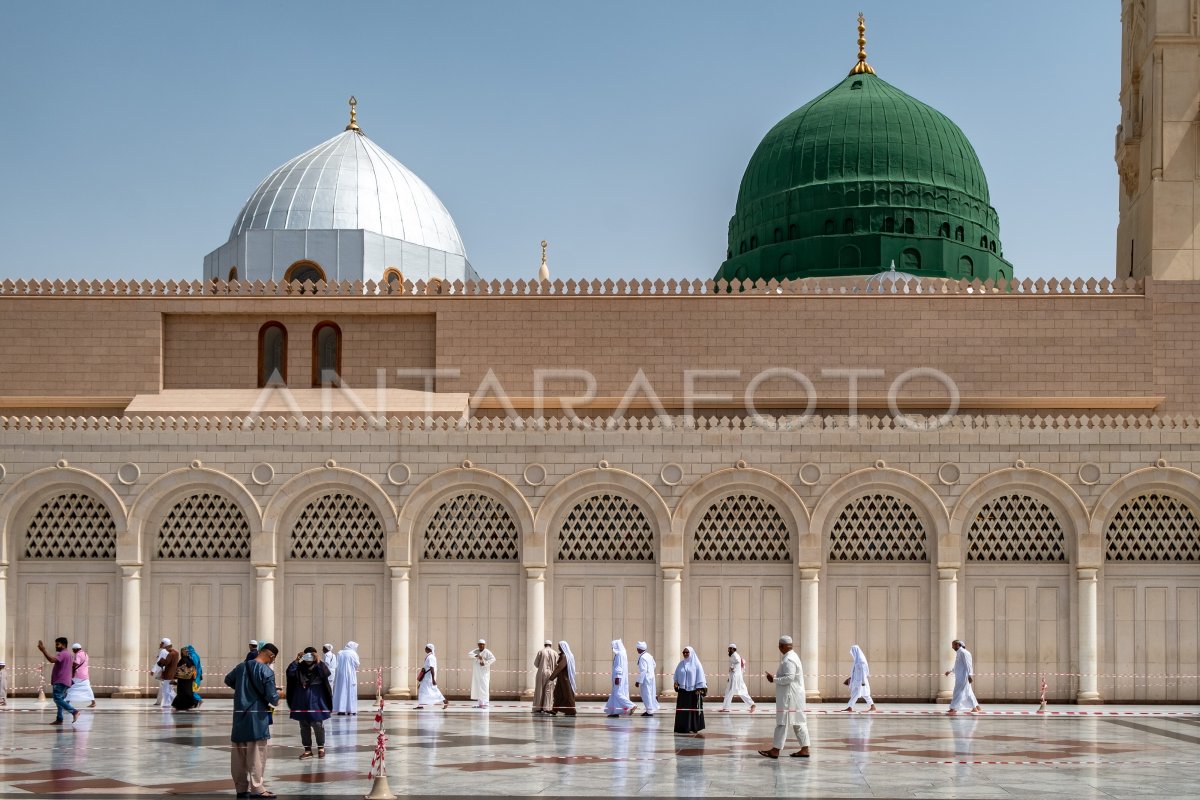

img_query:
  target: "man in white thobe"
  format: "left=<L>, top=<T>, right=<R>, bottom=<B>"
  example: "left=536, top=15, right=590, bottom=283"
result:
left=469, top=639, right=496, bottom=708
left=322, top=643, right=337, bottom=689
left=721, top=643, right=756, bottom=713
left=332, top=641, right=360, bottom=715
left=533, top=640, right=557, bottom=714
left=758, top=635, right=810, bottom=759
left=152, top=638, right=170, bottom=706
left=944, top=640, right=981, bottom=714
left=634, top=642, right=659, bottom=716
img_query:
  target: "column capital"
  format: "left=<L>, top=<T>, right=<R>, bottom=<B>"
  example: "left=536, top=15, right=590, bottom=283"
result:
left=798, top=567, right=819, bottom=582
left=938, top=567, right=959, bottom=581
left=389, top=565, right=411, bottom=581
left=661, top=567, right=682, bottom=582
left=1076, top=567, right=1099, bottom=581
left=525, top=566, right=546, bottom=581
left=120, top=564, right=142, bottom=580
left=255, top=565, right=276, bottom=580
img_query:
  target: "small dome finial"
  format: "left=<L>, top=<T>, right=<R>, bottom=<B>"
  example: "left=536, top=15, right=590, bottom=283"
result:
left=850, top=12, right=876, bottom=76
left=346, top=96, right=362, bottom=133
left=538, top=240, right=550, bottom=282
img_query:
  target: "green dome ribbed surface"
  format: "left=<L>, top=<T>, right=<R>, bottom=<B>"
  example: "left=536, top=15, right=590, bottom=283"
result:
left=717, top=72, right=1011, bottom=282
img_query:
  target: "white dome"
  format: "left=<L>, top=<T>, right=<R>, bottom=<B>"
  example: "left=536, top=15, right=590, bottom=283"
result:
left=229, top=129, right=466, bottom=257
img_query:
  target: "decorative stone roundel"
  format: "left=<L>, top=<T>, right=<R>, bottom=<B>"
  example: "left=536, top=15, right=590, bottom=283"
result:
left=660, top=463, right=684, bottom=486
left=693, top=493, right=791, bottom=561
left=157, top=492, right=251, bottom=559
left=117, top=463, right=141, bottom=486
left=523, top=464, right=547, bottom=487
left=290, top=492, right=384, bottom=559
left=1106, top=492, right=1200, bottom=562
left=557, top=492, right=654, bottom=561
left=798, top=463, right=822, bottom=486
left=828, top=493, right=928, bottom=562
left=423, top=493, right=519, bottom=560
left=967, top=494, right=1066, bottom=562
left=251, top=463, right=275, bottom=486
left=1078, top=463, right=1102, bottom=485
left=387, top=463, right=411, bottom=486
left=937, top=462, right=961, bottom=486
left=24, top=492, right=117, bottom=559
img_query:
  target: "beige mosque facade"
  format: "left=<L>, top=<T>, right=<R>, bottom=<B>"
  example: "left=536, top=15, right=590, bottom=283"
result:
left=2, top=5, right=1200, bottom=705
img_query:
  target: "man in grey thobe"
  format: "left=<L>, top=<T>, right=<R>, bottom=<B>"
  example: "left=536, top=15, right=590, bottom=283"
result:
left=225, top=642, right=280, bottom=797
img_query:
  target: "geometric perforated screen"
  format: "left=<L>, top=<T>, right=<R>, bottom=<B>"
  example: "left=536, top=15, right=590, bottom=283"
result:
left=692, top=492, right=790, bottom=561
left=290, top=492, right=384, bottom=559
left=423, top=492, right=519, bottom=560
left=156, top=492, right=251, bottom=559
left=557, top=492, right=654, bottom=561
left=828, top=493, right=928, bottom=561
left=1106, top=492, right=1200, bottom=562
left=967, top=494, right=1066, bottom=562
left=24, top=492, right=117, bottom=559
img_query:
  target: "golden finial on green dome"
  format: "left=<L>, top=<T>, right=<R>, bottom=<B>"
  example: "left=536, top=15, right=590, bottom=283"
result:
left=850, top=12, right=876, bottom=76
left=346, top=96, right=362, bottom=133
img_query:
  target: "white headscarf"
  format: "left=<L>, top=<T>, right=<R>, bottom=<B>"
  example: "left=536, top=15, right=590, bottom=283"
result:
left=611, top=639, right=629, bottom=680
left=558, top=641, right=577, bottom=692
left=850, top=644, right=869, bottom=678
left=674, top=645, right=707, bottom=691
left=346, top=641, right=359, bottom=650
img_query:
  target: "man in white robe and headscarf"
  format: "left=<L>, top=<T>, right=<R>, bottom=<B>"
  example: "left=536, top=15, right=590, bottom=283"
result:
left=416, top=644, right=448, bottom=709
left=332, top=641, right=360, bottom=715
left=532, top=640, right=557, bottom=714
left=944, top=640, right=981, bottom=714
left=634, top=642, right=659, bottom=716
left=322, top=644, right=337, bottom=689
left=468, top=639, right=496, bottom=709
left=842, top=644, right=877, bottom=712
left=604, top=639, right=637, bottom=717
left=721, top=643, right=756, bottom=713
left=758, top=635, right=810, bottom=759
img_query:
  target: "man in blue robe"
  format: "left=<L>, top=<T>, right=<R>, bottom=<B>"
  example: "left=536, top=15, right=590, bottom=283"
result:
left=225, top=642, right=279, bottom=798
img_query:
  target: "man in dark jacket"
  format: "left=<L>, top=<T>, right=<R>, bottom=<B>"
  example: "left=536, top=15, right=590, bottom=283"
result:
left=224, top=643, right=279, bottom=798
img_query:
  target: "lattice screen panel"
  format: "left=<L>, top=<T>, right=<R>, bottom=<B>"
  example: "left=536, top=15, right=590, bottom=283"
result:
left=423, top=492, right=519, bottom=560
left=967, top=494, right=1066, bottom=562
left=157, top=492, right=251, bottom=559
left=557, top=492, right=654, bottom=561
left=828, top=493, right=928, bottom=561
left=693, top=493, right=791, bottom=561
left=290, top=492, right=384, bottom=559
left=1106, top=492, right=1200, bottom=561
left=24, top=492, right=116, bottom=559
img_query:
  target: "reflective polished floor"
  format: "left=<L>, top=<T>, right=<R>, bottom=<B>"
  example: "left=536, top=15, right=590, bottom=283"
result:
left=1, top=698, right=1197, bottom=797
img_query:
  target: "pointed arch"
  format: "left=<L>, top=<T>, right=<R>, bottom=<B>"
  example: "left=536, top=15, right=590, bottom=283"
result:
left=396, top=467, right=533, bottom=566
left=0, top=466, right=127, bottom=565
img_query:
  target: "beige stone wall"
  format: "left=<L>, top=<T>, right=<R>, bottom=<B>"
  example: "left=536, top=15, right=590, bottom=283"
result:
left=1, top=415, right=1199, bottom=702
left=162, top=313, right=436, bottom=390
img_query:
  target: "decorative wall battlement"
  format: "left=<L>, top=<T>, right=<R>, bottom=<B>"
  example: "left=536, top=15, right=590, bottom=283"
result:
left=0, top=276, right=1147, bottom=298
left=3, top=412, right=1200, bottom=432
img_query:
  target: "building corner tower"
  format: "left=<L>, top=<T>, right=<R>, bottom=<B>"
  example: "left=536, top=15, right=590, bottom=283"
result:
left=1116, top=0, right=1200, bottom=279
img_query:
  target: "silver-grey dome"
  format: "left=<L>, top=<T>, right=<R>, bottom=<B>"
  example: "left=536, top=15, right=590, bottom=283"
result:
left=229, top=129, right=466, bottom=257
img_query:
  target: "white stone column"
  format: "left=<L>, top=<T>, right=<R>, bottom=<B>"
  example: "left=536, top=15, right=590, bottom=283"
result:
left=0, top=563, right=8, bottom=676
left=388, top=566, right=410, bottom=698
left=937, top=567, right=958, bottom=702
left=1076, top=567, right=1102, bottom=704
left=525, top=567, right=546, bottom=699
left=255, top=566, right=276, bottom=644
left=116, top=565, right=143, bottom=697
left=798, top=568, right=820, bottom=701
left=662, top=568, right=682, bottom=696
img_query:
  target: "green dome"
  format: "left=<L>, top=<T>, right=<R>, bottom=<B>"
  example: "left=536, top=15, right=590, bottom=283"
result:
left=717, top=71, right=1012, bottom=282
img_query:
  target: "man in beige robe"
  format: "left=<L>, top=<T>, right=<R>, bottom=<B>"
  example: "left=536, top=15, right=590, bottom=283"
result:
left=532, top=640, right=557, bottom=714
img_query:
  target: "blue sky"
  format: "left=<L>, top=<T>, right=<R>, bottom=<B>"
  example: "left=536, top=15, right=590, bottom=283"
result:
left=0, top=1, right=1117, bottom=282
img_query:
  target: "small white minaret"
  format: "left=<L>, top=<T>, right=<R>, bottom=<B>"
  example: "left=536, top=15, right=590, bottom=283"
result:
left=538, top=239, right=550, bottom=282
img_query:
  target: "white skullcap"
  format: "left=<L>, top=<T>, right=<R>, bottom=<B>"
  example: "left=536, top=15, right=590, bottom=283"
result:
left=544, top=639, right=553, bottom=646
left=161, top=638, right=172, bottom=646
left=778, top=635, right=793, bottom=645
left=728, top=643, right=738, bottom=649
left=477, top=638, right=486, bottom=644
left=323, top=643, right=334, bottom=651
left=250, top=639, right=259, bottom=646
left=636, top=641, right=648, bottom=650
left=71, top=643, right=82, bottom=650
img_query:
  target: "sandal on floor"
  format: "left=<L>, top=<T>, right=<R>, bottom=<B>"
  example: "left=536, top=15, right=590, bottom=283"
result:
left=790, top=750, right=810, bottom=758
left=757, top=749, right=778, bottom=759
left=317, top=748, right=326, bottom=759
left=299, top=751, right=313, bottom=760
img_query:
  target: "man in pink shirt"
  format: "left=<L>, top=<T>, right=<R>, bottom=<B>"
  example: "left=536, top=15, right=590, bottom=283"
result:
left=36, top=637, right=79, bottom=724
left=67, top=643, right=96, bottom=708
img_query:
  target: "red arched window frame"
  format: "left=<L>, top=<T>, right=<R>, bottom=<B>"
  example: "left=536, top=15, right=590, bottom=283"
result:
left=258, top=321, right=288, bottom=387
left=311, top=320, right=343, bottom=387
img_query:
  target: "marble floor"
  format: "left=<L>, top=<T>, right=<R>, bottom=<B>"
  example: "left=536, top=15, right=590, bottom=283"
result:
left=0, top=698, right=1198, bottom=797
